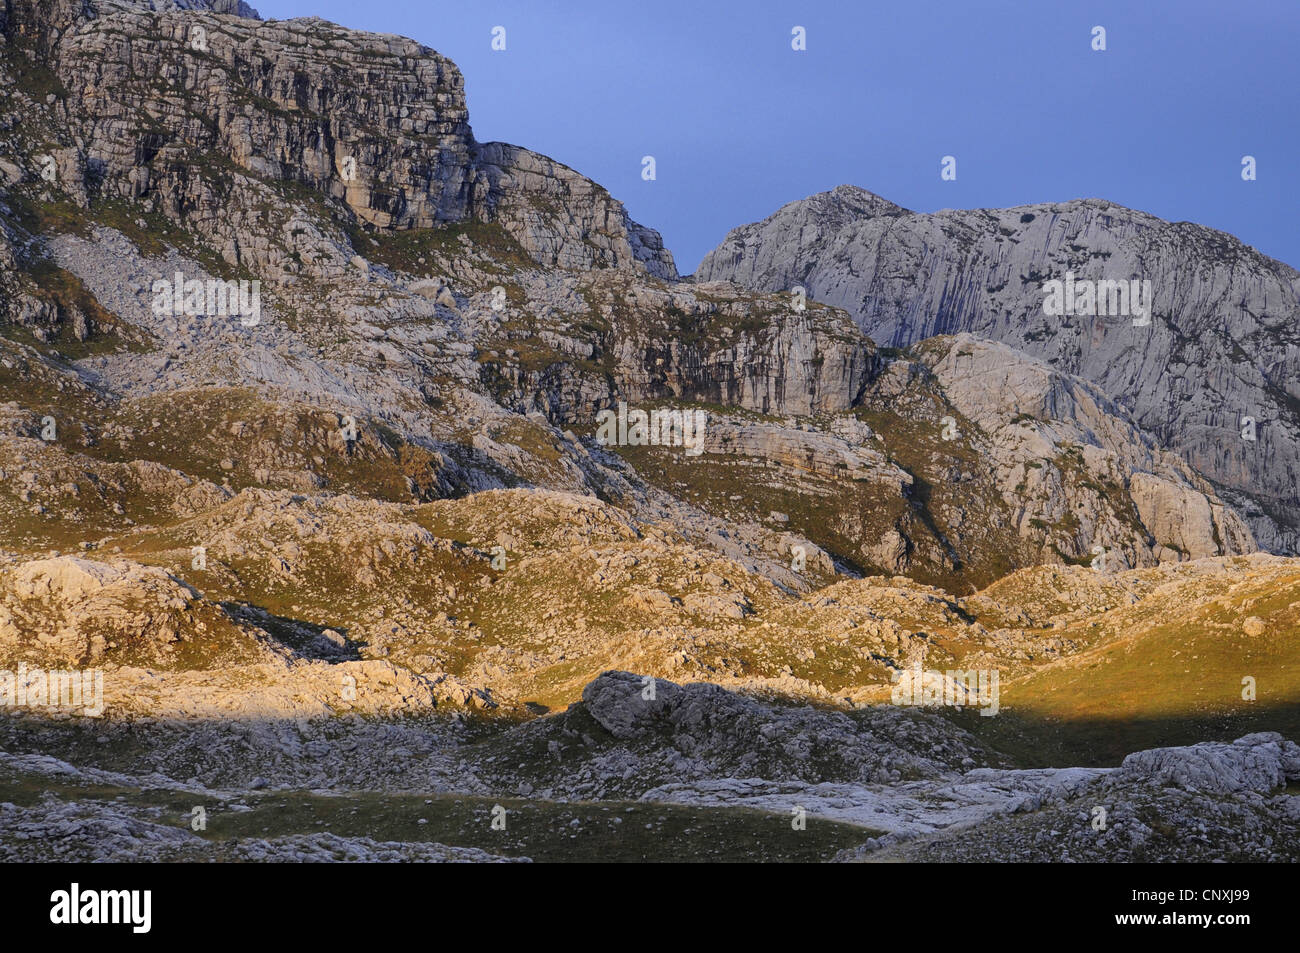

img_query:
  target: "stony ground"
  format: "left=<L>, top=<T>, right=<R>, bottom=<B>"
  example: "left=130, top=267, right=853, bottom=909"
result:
left=2, top=672, right=1297, bottom=862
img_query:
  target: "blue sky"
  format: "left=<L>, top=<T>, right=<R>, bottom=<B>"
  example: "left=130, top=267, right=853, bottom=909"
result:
left=252, top=0, right=1300, bottom=274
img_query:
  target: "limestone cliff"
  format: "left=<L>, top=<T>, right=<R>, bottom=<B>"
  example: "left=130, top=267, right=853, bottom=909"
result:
left=698, top=185, right=1300, bottom=551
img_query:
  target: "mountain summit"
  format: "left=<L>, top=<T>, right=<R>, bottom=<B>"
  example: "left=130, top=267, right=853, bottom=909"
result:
left=698, top=187, right=1300, bottom=551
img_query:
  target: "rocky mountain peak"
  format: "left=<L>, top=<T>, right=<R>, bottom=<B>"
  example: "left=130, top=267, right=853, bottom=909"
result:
left=792, top=184, right=911, bottom=219
left=0, top=0, right=675, bottom=279
left=697, top=186, right=1300, bottom=552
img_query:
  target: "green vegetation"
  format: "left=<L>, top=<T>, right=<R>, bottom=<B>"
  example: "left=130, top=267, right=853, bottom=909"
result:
left=963, top=569, right=1300, bottom=766
left=0, top=769, right=873, bottom=862
left=344, top=219, right=532, bottom=275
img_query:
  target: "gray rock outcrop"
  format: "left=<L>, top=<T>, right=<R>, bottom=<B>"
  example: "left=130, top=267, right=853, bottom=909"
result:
left=697, top=185, right=1300, bottom=551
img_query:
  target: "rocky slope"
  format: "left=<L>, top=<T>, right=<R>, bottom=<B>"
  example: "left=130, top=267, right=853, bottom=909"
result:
left=697, top=185, right=1300, bottom=552
left=2, top=669, right=1297, bottom=862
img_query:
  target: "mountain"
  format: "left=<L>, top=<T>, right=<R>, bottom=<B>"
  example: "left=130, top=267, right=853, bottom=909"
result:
left=697, top=185, right=1300, bottom=553
left=0, top=0, right=1296, bottom=863
left=0, top=0, right=1254, bottom=589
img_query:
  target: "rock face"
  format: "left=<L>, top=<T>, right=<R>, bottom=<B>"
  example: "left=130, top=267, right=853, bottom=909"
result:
left=916, top=334, right=1255, bottom=564
left=1, top=0, right=676, bottom=279
left=472, top=276, right=1252, bottom=581
left=697, top=185, right=1300, bottom=552
left=536, top=274, right=878, bottom=420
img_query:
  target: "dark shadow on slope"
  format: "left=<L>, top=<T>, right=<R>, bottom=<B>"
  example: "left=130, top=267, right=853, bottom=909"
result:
left=942, top=701, right=1300, bottom=769
left=221, top=602, right=364, bottom=661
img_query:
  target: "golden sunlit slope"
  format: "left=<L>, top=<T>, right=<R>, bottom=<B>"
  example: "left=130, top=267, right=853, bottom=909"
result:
left=965, top=557, right=1300, bottom=764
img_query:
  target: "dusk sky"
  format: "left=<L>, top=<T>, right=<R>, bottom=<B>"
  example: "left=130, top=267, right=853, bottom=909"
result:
left=253, top=0, right=1300, bottom=274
